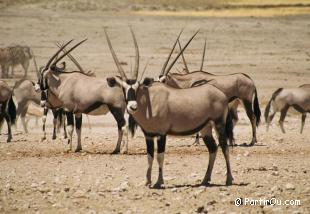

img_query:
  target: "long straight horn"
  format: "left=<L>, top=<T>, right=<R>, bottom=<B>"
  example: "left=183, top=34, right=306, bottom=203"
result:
left=30, top=49, right=40, bottom=79
left=52, top=39, right=87, bottom=68
left=200, top=39, right=207, bottom=71
left=164, top=30, right=199, bottom=75
left=178, top=39, right=189, bottom=73
left=160, top=29, right=183, bottom=76
left=44, top=39, right=73, bottom=72
left=104, top=28, right=127, bottom=79
left=139, top=58, right=150, bottom=81
left=56, top=42, right=85, bottom=73
left=130, top=27, right=139, bottom=80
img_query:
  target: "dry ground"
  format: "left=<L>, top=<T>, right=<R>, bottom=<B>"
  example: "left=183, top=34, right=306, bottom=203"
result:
left=0, top=1, right=310, bottom=213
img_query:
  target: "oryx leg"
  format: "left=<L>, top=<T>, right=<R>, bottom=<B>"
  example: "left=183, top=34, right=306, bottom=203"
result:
left=66, top=112, right=74, bottom=151
left=74, top=114, right=82, bottom=152
left=52, top=110, right=60, bottom=140
left=63, top=113, right=68, bottom=139
left=144, top=134, right=154, bottom=187
left=20, top=112, right=28, bottom=134
left=41, top=107, right=48, bottom=141
left=193, top=133, right=200, bottom=146
left=108, top=106, right=126, bottom=154
left=22, top=60, right=29, bottom=77
left=279, top=105, right=289, bottom=134
left=243, top=100, right=257, bottom=146
left=200, top=123, right=218, bottom=185
left=301, top=113, right=307, bottom=134
left=4, top=112, right=12, bottom=143
left=153, top=135, right=166, bottom=189
left=215, top=120, right=233, bottom=185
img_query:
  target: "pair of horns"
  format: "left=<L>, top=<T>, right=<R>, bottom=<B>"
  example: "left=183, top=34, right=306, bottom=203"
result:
left=104, top=27, right=139, bottom=80
left=43, top=39, right=87, bottom=74
left=160, top=29, right=200, bottom=76
left=178, top=38, right=207, bottom=72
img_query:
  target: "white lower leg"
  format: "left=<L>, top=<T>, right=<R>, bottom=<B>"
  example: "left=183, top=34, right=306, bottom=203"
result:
left=155, top=152, right=164, bottom=187
left=146, top=154, right=153, bottom=186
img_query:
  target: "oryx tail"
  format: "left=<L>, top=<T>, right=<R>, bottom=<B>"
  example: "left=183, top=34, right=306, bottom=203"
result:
left=253, top=88, right=261, bottom=126
left=264, top=88, right=283, bottom=123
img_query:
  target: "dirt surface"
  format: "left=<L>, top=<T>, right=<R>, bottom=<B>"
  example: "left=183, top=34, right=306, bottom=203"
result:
left=0, top=1, right=310, bottom=213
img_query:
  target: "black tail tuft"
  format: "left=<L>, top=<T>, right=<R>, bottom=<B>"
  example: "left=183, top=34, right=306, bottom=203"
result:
left=253, top=88, right=261, bottom=126
left=128, top=115, right=138, bottom=137
left=225, top=108, right=235, bottom=146
left=8, top=96, right=17, bottom=125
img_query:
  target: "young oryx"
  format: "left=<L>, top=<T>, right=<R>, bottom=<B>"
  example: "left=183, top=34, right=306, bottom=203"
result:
left=159, top=38, right=261, bottom=146
left=105, top=28, right=235, bottom=188
left=36, top=39, right=127, bottom=153
left=0, top=80, right=16, bottom=142
left=264, top=84, right=310, bottom=133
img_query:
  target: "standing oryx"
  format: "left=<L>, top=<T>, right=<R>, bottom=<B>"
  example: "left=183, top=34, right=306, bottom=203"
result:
left=105, top=28, right=235, bottom=188
left=158, top=38, right=261, bottom=146
left=0, top=80, right=16, bottom=142
left=264, top=84, right=310, bottom=133
left=36, top=39, right=127, bottom=153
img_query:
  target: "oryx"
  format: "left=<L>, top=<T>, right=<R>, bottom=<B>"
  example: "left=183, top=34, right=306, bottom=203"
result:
left=36, top=39, right=127, bottom=153
left=264, top=84, right=310, bottom=133
left=0, top=80, right=16, bottom=142
left=13, top=78, right=68, bottom=140
left=0, top=45, right=35, bottom=78
left=105, top=28, right=235, bottom=188
left=159, top=38, right=261, bottom=146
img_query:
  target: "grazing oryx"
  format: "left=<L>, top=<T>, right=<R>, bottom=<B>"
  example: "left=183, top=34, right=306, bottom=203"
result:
left=264, top=84, right=310, bottom=133
left=36, top=39, right=127, bottom=153
left=105, top=28, right=235, bottom=188
left=159, top=38, right=261, bottom=146
left=0, top=45, right=34, bottom=78
left=0, top=81, right=16, bottom=142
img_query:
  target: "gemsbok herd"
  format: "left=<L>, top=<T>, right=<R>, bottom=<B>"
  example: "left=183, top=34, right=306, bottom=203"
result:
left=0, top=28, right=309, bottom=188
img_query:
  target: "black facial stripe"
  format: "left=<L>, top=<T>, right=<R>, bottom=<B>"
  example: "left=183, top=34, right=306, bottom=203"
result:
left=126, top=79, right=137, bottom=85
left=41, top=90, right=47, bottom=101
left=127, top=87, right=136, bottom=101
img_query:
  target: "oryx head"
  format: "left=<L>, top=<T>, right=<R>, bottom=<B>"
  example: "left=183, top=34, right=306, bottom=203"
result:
left=104, top=27, right=153, bottom=114
left=35, top=39, right=87, bottom=106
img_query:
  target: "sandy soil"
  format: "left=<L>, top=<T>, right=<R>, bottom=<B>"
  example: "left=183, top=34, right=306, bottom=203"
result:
left=0, top=1, right=310, bottom=213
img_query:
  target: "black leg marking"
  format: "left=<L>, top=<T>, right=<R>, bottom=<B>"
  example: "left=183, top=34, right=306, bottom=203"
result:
left=108, top=105, right=126, bottom=154
left=75, top=114, right=82, bottom=152
left=145, top=135, right=154, bottom=186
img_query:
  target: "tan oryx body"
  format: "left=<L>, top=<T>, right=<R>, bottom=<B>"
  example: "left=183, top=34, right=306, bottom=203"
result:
left=264, top=84, right=310, bottom=133
left=0, top=80, right=16, bottom=142
left=37, top=40, right=127, bottom=153
left=105, top=28, right=235, bottom=188
left=161, top=39, right=261, bottom=146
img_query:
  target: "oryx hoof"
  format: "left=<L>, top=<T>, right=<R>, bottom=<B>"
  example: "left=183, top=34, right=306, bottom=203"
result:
left=226, top=178, right=233, bottom=186
left=111, top=149, right=120, bottom=155
left=152, top=182, right=164, bottom=189
left=249, top=140, right=256, bottom=146
left=6, top=137, right=12, bottom=143
left=200, top=178, right=211, bottom=186
left=145, top=180, right=152, bottom=187
left=41, top=136, right=46, bottom=142
left=52, top=135, right=57, bottom=140
left=75, top=147, right=82, bottom=153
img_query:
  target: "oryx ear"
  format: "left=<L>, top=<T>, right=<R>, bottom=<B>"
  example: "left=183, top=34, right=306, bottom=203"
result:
left=142, top=77, right=154, bottom=87
left=158, top=75, right=166, bottom=83
left=107, top=77, right=117, bottom=87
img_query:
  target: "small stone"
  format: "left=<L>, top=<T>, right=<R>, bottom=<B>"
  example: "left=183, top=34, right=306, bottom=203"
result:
left=207, top=200, right=216, bottom=205
left=243, top=151, right=250, bottom=157
left=271, top=172, right=279, bottom=176
left=285, top=183, right=295, bottom=190
left=171, top=188, right=177, bottom=193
